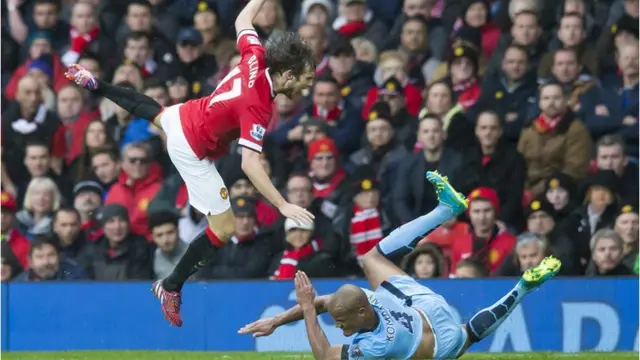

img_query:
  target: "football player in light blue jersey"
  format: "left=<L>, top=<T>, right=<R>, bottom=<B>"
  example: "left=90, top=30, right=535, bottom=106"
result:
left=240, top=171, right=561, bottom=359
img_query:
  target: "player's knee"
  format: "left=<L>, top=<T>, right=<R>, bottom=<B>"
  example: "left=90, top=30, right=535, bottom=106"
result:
left=206, top=210, right=236, bottom=241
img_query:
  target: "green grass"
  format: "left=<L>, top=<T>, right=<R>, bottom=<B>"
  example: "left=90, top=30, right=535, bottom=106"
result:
left=1, top=352, right=638, bottom=360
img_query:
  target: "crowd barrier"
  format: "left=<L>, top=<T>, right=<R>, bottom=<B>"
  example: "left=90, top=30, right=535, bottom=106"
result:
left=2, top=278, right=638, bottom=352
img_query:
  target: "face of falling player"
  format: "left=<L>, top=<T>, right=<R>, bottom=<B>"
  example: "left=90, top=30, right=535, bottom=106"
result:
left=281, top=64, right=315, bottom=99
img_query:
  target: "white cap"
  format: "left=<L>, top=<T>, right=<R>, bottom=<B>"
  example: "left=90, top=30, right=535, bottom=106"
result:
left=284, top=218, right=314, bottom=232
left=302, top=0, right=335, bottom=19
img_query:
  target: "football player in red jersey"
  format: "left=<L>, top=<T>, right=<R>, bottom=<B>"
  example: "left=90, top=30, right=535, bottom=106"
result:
left=66, top=0, right=316, bottom=327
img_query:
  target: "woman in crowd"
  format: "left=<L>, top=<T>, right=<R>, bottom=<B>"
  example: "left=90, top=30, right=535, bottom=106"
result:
left=402, top=243, right=448, bottom=279
left=68, top=119, right=116, bottom=183
left=15, top=177, right=61, bottom=239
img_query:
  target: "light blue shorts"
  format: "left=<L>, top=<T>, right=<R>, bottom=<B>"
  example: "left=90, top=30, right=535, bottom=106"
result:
left=387, top=275, right=468, bottom=359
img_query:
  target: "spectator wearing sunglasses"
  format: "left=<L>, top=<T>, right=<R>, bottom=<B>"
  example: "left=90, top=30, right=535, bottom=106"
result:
left=104, top=142, right=162, bottom=239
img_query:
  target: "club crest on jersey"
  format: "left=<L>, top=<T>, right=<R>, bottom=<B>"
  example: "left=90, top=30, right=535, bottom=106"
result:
left=250, top=124, right=266, bottom=141
left=351, top=344, right=363, bottom=359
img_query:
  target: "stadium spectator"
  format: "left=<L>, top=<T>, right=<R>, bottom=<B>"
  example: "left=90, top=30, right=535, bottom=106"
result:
left=397, top=16, right=440, bottom=85
left=385, top=0, right=447, bottom=61
left=333, top=166, right=394, bottom=267
left=562, top=170, right=619, bottom=272
left=52, top=207, right=95, bottom=277
left=148, top=210, right=187, bottom=280
left=373, top=78, right=422, bottom=146
left=122, top=32, right=163, bottom=79
left=330, top=0, right=388, bottom=49
left=539, top=12, right=600, bottom=78
left=6, top=0, right=69, bottom=50
left=546, top=49, right=614, bottom=140
left=401, top=243, right=448, bottom=279
left=19, top=141, right=71, bottom=204
left=596, top=134, right=639, bottom=200
left=2, top=75, right=66, bottom=197
left=14, top=236, right=88, bottom=282
left=1, top=243, right=24, bottom=282
left=325, top=36, right=375, bottom=102
left=92, top=204, right=152, bottom=280
left=613, top=202, right=639, bottom=271
left=421, top=217, right=468, bottom=262
left=270, top=217, right=339, bottom=279
left=104, top=142, right=162, bottom=238
left=458, top=110, right=526, bottom=229
left=61, top=1, right=113, bottom=68
left=201, top=197, right=272, bottom=279
left=348, top=103, right=408, bottom=201
left=253, top=0, right=287, bottom=42
left=496, top=232, right=548, bottom=276
left=601, top=41, right=639, bottom=158
left=143, top=78, right=170, bottom=107
left=298, top=23, right=328, bottom=74
left=195, top=1, right=235, bottom=63
left=450, top=187, right=517, bottom=274
left=491, top=11, right=544, bottom=72
left=597, top=13, right=638, bottom=75
left=115, top=0, right=174, bottom=64
left=306, top=138, right=348, bottom=207
left=444, top=44, right=482, bottom=110
left=454, top=0, right=501, bottom=58
left=393, top=115, right=463, bottom=223
left=518, top=82, right=592, bottom=195
left=414, top=81, right=473, bottom=152
left=220, top=155, right=279, bottom=228
left=585, top=229, right=633, bottom=276
left=72, top=180, right=104, bottom=242
left=1, top=192, right=29, bottom=268
left=364, top=51, right=423, bottom=118
left=90, top=147, right=121, bottom=194
left=454, top=257, right=489, bottom=278
left=16, top=177, right=61, bottom=239
left=56, top=85, right=99, bottom=167
left=69, top=120, right=116, bottom=184
left=169, top=27, right=218, bottom=94
left=543, top=172, right=578, bottom=224
left=474, top=44, right=537, bottom=143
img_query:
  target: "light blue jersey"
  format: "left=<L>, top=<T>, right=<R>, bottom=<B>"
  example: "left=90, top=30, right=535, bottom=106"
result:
left=346, top=285, right=423, bottom=359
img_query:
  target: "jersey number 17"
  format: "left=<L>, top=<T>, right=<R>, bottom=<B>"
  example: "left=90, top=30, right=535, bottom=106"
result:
left=208, top=66, right=242, bottom=107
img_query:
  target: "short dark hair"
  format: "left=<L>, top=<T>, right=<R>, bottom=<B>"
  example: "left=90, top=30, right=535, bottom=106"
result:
left=476, top=109, right=504, bottom=126
left=52, top=207, right=81, bottom=225
left=128, top=0, right=151, bottom=11
left=148, top=211, right=179, bottom=230
left=91, top=146, right=120, bottom=162
left=404, top=15, right=429, bottom=30
left=126, top=31, right=152, bottom=45
left=35, top=0, right=59, bottom=9
left=266, top=32, right=315, bottom=77
left=561, top=11, right=585, bottom=28
left=456, top=258, right=489, bottom=277
left=25, top=140, right=50, bottom=152
left=597, top=134, right=626, bottom=150
left=144, top=77, right=168, bottom=92
left=314, top=74, right=339, bottom=88
left=29, top=235, right=60, bottom=257
left=505, top=42, right=529, bottom=57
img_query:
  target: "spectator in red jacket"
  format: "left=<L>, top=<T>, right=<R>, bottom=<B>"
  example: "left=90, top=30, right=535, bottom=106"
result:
left=105, top=142, right=162, bottom=239
left=450, top=187, right=517, bottom=274
left=0, top=192, right=29, bottom=268
left=453, top=0, right=501, bottom=58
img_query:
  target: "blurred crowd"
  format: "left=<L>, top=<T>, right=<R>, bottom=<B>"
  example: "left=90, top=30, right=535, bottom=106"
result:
left=1, top=0, right=639, bottom=283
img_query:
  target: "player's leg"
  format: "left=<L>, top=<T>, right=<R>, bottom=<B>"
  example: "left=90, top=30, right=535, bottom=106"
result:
left=458, top=256, right=562, bottom=356
left=65, top=64, right=164, bottom=127
left=362, top=171, right=468, bottom=290
left=150, top=106, right=236, bottom=327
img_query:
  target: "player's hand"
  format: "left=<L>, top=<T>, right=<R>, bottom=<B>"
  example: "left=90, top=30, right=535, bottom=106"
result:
left=238, top=317, right=278, bottom=337
left=294, top=271, right=316, bottom=308
left=278, top=202, right=314, bottom=226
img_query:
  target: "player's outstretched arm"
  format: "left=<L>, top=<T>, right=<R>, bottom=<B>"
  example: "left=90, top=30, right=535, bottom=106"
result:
left=235, top=0, right=268, bottom=36
left=295, top=271, right=344, bottom=360
left=241, top=148, right=314, bottom=225
left=238, top=294, right=332, bottom=337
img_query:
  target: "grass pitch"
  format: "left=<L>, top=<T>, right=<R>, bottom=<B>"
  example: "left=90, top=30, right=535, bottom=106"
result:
left=2, top=352, right=638, bottom=360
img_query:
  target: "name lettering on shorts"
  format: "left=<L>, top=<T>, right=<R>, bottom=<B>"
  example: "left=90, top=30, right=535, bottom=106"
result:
left=248, top=55, right=258, bottom=88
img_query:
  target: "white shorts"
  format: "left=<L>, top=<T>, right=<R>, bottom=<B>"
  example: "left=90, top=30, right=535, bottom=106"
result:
left=159, top=104, right=230, bottom=216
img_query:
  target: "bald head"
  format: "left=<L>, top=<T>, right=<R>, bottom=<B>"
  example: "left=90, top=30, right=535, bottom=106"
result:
left=327, top=284, right=369, bottom=315
left=17, top=75, right=42, bottom=113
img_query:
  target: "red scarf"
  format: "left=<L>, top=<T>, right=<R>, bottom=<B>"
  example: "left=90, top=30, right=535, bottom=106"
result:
left=337, top=21, right=367, bottom=37
left=312, top=104, right=342, bottom=125
left=82, top=219, right=103, bottom=242
left=69, top=26, right=100, bottom=53
left=274, top=238, right=322, bottom=280
left=453, top=78, right=481, bottom=110
left=175, top=184, right=189, bottom=210
left=349, top=205, right=383, bottom=264
left=313, top=168, right=347, bottom=198
left=535, top=113, right=563, bottom=134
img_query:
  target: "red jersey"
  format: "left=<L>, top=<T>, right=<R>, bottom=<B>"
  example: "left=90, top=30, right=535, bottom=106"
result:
left=179, top=29, right=275, bottom=159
